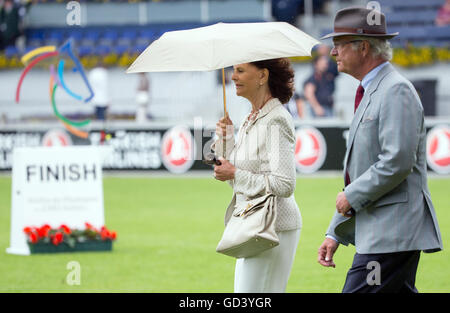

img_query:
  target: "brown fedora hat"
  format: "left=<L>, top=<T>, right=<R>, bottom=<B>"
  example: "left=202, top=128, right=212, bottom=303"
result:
left=321, top=7, right=399, bottom=40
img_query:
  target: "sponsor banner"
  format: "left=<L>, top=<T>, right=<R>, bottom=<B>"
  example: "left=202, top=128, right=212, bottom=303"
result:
left=426, top=125, right=450, bottom=174
left=294, top=127, right=327, bottom=174
left=42, top=129, right=73, bottom=146
left=161, top=126, right=196, bottom=174
left=0, top=124, right=448, bottom=174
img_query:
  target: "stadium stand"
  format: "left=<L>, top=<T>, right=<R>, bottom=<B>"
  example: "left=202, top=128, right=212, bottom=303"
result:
left=319, top=0, right=450, bottom=47
left=1, top=0, right=449, bottom=122
left=19, top=22, right=209, bottom=64
left=381, top=0, right=450, bottom=47
left=0, top=0, right=267, bottom=68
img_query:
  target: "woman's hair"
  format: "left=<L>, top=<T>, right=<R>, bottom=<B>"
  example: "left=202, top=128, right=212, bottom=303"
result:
left=250, top=58, right=295, bottom=104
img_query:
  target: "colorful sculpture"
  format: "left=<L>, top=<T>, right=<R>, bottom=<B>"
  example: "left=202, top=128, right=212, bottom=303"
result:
left=15, top=39, right=94, bottom=139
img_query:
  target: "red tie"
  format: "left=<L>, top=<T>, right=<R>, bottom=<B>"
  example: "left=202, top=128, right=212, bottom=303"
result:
left=354, top=84, right=365, bottom=113
left=342, top=85, right=365, bottom=216
left=345, top=84, right=365, bottom=186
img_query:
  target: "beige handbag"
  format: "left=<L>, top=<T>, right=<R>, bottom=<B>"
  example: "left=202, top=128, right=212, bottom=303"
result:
left=216, top=175, right=279, bottom=258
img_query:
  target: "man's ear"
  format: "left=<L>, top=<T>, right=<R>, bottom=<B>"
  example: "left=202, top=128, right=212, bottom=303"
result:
left=361, top=40, right=371, bottom=58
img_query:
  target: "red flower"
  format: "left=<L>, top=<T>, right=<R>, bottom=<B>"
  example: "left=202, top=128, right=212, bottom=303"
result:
left=23, top=227, right=33, bottom=235
left=85, top=222, right=99, bottom=233
left=52, top=232, right=64, bottom=246
left=29, top=232, right=38, bottom=244
left=100, top=228, right=110, bottom=241
left=59, top=224, right=71, bottom=235
left=100, top=226, right=117, bottom=241
left=37, top=224, right=51, bottom=238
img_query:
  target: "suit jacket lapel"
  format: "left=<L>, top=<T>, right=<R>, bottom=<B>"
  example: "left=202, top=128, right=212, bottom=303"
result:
left=343, top=63, right=395, bottom=176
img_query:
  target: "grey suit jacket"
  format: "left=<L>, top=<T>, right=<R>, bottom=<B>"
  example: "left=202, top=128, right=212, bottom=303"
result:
left=327, top=63, right=443, bottom=254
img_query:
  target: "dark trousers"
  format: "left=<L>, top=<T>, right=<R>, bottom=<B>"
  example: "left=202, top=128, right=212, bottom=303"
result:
left=342, top=250, right=421, bottom=293
left=95, top=106, right=108, bottom=121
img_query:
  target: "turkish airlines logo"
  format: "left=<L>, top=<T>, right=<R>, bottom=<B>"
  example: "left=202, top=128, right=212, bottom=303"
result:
left=161, top=126, right=195, bottom=174
left=426, top=125, right=450, bottom=174
left=294, top=127, right=327, bottom=173
left=41, top=129, right=72, bottom=146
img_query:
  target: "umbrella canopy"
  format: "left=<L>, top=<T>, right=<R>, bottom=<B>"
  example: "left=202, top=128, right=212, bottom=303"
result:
left=126, top=22, right=320, bottom=73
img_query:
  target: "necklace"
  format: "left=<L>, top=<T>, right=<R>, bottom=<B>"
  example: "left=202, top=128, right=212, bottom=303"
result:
left=245, top=96, right=273, bottom=127
left=248, top=110, right=260, bottom=122
left=248, top=96, right=272, bottom=121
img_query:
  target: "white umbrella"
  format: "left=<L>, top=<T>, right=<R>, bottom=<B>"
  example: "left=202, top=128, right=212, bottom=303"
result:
left=127, top=22, right=319, bottom=159
left=127, top=22, right=320, bottom=73
left=126, top=22, right=319, bottom=115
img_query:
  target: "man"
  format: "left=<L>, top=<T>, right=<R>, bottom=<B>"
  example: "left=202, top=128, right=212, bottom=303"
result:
left=88, top=64, right=110, bottom=121
left=303, top=55, right=335, bottom=117
left=315, top=44, right=339, bottom=97
left=317, top=7, right=443, bottom=293
left=0, top=0, right=20, bottom=50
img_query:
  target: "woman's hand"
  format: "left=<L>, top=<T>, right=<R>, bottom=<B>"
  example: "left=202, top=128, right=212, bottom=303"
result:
left=214, top=157, right=236, bottom=181
left=216, top=114, right=234, bottom=139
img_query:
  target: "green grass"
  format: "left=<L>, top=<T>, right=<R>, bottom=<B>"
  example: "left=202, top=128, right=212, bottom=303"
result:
left=0, top=175, right=448, bottom=292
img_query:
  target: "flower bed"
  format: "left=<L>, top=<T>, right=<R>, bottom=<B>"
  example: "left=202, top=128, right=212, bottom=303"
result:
left=23, top=223, right=117, bottom=254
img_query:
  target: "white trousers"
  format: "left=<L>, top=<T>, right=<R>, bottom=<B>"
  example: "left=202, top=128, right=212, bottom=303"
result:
left=234, top=228, right=301, bottom=293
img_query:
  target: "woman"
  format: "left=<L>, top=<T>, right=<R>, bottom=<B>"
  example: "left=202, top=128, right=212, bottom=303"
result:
left=213, top=58, right=302, bottom=293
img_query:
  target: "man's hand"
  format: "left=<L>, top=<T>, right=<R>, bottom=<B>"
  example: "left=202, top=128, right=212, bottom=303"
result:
left=318, top=238, right=339, bottom=268
left=336, top=191, right=352, bottom=217
left=214, top=157, right=236, bottom=181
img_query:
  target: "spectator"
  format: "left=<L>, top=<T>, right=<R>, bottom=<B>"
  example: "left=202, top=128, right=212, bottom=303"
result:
left=294, top=93, right=306, bottom=118
left=216, top=66, right=232, bottom=85
left=88, top=64, right=110, bottom=121
left=272, top=0, right=329, bottom=25
left=135, top=72, right=151, bottom=122
left=0, top=0, right=20, bottom=50
left=435, top=0, right=450, bottom=26
left=303, top=55, right=335, bottom=117
left=316, top=44, right=339, bottom=92
left=272, top=0, right=302, bottom=25
left=284, top=92, right=306, bottom=119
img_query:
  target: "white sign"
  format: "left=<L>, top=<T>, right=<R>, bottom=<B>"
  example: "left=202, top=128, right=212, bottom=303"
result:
left=7, top=146, right=108, bottom=255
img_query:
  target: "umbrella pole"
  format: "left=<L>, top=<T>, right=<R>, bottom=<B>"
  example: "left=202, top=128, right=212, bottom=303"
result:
left=221, top=68, right=227, bottom=159
left=222, top=68, right=227, bottom=116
